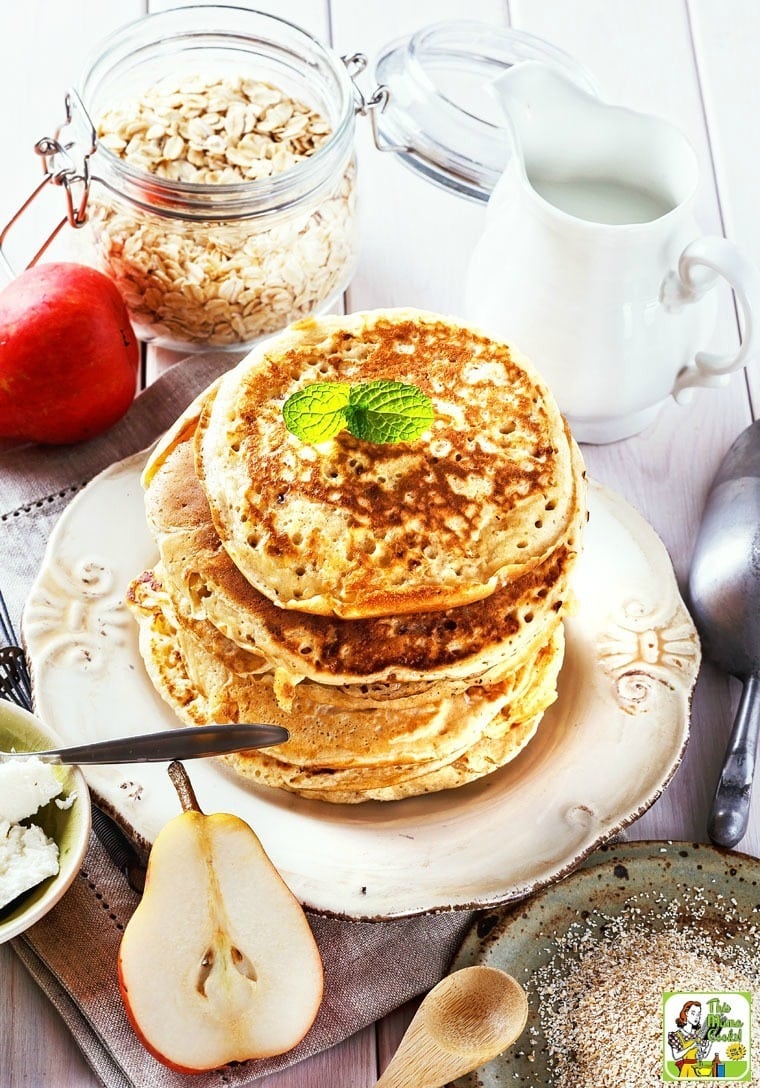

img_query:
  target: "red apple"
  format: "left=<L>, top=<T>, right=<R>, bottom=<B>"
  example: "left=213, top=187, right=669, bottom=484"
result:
left=0, top=262, right=140, bottom=444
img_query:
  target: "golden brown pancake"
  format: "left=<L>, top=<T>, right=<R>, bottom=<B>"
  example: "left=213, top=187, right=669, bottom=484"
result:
left=145, top=404, right=584, bottom=687
left=195, top=308, right=578, bottom=618
left=128, top=308, right=587, bottom=805
left=126, top=566, right=565, bottom=802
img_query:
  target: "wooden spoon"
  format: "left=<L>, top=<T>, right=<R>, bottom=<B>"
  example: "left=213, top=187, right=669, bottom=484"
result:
left=374, top=965, right=528, bottom=1088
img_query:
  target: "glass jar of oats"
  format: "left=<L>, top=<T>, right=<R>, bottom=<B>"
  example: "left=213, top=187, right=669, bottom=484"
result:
left=73, top=6, right=359, bottom=351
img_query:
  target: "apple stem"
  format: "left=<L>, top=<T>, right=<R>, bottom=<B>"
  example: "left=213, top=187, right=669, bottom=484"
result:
left=168, top=760, right=204, bottom=814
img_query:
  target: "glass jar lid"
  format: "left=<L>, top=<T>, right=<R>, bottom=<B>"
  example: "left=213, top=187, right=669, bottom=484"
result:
left=373, top=21, right=598, bottom=202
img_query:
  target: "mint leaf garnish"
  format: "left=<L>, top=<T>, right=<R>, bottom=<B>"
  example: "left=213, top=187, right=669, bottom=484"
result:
left=345, top=380, right=434, bottom=444
left=282, top=381, right=350, bottom=443
left=282, top=379, right=434, bottom=445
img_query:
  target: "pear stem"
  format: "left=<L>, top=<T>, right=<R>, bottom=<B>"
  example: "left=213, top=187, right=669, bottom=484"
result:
left=168, top=760, right=204, bottom=814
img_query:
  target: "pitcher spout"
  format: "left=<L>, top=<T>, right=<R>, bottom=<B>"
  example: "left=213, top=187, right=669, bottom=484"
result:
left=491, top=61, right=601, bottom=173
left=490, top=60, right=697, bottom=226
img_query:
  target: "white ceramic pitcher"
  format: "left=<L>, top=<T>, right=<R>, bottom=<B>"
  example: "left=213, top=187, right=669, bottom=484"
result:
left=466, top=61, right=760, bottom=444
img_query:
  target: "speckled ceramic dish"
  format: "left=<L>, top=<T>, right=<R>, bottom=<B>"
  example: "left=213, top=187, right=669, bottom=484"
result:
left=0, top=702, right=91, bottom=943
left=451, top=840, right=760, bottom=1085
left=22, top=451, right=700, bottom=919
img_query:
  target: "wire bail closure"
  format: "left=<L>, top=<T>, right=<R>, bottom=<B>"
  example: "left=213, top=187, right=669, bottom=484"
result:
left=0, top=89, right=97, bottom=279
left=342, top=53, right=411, bottom=154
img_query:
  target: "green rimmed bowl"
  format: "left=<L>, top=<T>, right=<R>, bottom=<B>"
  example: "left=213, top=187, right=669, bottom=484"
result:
left=0, top=701, right=91, bottom=943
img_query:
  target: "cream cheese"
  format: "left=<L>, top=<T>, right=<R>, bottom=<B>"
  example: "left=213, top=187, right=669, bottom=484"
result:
left=0, top=756, right=63, bottom=910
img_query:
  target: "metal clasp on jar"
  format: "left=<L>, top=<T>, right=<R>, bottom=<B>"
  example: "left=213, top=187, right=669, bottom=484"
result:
left=0, top=89, right=96, bottom=278
left=342, top=53, right=411, bottom=154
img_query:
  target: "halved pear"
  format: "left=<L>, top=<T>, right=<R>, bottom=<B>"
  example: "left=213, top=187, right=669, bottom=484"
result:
left=118, top=762, right=323, bottom=1073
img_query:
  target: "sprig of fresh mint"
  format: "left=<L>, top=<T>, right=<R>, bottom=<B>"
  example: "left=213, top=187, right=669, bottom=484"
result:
left=282, top=379, right=434, bottom=444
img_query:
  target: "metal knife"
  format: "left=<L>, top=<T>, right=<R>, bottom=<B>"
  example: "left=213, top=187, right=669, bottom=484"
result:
left=1, top=722, right=289, bottom=765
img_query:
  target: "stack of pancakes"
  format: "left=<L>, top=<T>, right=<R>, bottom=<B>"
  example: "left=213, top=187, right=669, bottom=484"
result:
left=127, top=309, right=586, bottom=803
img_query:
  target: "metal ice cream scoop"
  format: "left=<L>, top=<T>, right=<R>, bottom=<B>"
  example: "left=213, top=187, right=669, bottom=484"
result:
left=689, top=420, right=760, bottom=847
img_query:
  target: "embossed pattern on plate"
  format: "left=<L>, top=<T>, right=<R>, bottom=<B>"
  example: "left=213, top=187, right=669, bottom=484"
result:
left=23, top=453, right=700, bottom=919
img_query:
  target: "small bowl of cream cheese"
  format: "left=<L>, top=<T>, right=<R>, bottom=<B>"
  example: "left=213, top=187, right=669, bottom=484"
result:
left=0, top=701, right=90, bottom=943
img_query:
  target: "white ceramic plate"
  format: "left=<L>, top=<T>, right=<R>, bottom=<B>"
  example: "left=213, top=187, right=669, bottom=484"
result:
left=23, top=451, right=699, bottom=919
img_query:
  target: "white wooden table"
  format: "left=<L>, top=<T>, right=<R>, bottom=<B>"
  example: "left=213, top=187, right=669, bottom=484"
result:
left=2, top=1, right=760, bottom=1084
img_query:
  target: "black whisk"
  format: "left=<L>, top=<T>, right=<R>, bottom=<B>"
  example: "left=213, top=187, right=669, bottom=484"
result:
left=0, top=590, right=33, bottom=711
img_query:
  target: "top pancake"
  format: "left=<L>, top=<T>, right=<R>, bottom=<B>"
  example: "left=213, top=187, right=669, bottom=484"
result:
left=144, top=396, right=584, bottom=687
left=195, top=308, right=576, bottom=619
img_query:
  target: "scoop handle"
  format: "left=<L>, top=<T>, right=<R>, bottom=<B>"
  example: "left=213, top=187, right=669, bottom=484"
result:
left=708, top=672, right=760, bottom=848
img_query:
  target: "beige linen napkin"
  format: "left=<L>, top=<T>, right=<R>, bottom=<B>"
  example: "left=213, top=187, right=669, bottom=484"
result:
left=1, top=356, right=475, bottom=1088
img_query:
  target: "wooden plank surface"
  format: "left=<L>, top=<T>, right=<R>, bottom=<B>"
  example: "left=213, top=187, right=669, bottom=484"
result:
left=2, top=1, right=760, bottom=1085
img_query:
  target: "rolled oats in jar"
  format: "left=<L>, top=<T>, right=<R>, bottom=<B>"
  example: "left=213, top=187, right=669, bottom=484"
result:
left=77, top=7, right=359, bottom=351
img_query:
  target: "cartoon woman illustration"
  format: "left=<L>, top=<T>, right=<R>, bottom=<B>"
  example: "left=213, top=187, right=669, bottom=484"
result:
left=667, top=1001, right=711, bottom=1077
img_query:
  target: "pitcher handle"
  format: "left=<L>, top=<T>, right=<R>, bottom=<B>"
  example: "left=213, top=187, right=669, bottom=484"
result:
left=665, top=236, right=760, bottom=403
